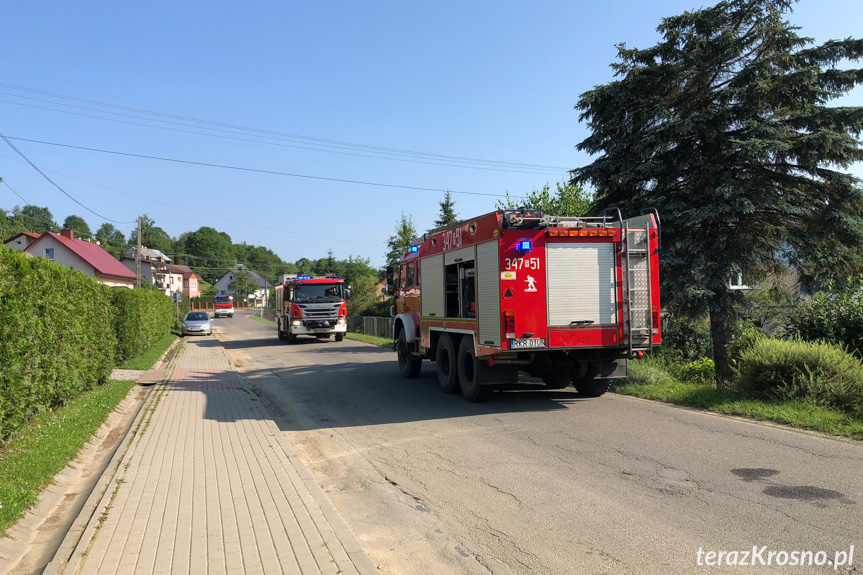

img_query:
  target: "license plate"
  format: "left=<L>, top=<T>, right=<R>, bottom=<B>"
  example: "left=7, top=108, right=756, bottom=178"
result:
left=510, top=338, right=546, bottom=349
left=314, top=329, right=331, bottom=333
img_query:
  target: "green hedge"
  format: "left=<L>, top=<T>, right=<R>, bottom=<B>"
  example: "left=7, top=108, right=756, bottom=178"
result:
left=0, top=249, right=176, bottom=441
left=111, top=288, right=175, bottom=364
left=735, top=338, right=863, bottom=417
left=0, top=249, right=116, bottom=440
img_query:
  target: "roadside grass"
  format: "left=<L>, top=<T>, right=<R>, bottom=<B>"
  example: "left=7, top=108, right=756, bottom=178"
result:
left=345, top=333, right=394, bottom=347
left=119, top=333, right=178, bottom=370
left=0, top=380, right=136, bottom=534
left=249, top=315, right=275, bottom=326
left=615, top=360, right=863, bottom=439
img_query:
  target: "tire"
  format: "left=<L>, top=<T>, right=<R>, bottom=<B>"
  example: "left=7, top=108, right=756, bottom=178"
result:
left=396, top=328, right=422, bottom=378
left=335, top=333, right=344, bottom=342
left=277, top=321, right=286, bottom=340
left=574, top=379, right=611, bottom=397
left=435, top=334, right=460, bottom=394
left=541, top=368, right=572, bottom=389
left=457, top=337, right=492, bottom=402
left=287, top=333, right=297, bottom=344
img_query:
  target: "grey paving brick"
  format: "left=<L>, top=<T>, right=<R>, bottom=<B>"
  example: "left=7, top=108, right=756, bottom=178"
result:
left=48, top=338, right=376, bottom=575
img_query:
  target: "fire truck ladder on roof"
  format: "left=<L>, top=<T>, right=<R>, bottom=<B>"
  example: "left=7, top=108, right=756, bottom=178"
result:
left=605, top=208, right=656, bottom=357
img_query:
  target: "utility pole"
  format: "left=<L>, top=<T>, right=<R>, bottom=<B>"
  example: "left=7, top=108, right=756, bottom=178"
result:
left=136, top=216, right=142, bottom=289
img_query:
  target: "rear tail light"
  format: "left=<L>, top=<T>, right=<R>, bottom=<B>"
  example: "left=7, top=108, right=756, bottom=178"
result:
left=504, top=309, right=515, bottom=339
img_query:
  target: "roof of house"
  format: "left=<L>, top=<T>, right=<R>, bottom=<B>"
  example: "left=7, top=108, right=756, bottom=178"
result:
left=126, top=247, right=172, bottom=262
left=216, top=264, right=268, bottom=288
left=3, top=231, right=41, bottom=244
left=166, top=264, right=197, bottom=278
left=32, top=232, right=137, bottom=280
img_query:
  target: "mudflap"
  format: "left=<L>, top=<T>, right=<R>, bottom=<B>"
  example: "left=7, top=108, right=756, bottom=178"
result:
left=580, top=358, right=628, bottom=381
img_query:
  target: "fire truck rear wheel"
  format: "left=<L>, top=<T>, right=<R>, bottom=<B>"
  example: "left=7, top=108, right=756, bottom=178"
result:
left=574, top=379, right=611, bottom=397
left=436, top=334, right=461, bottom=394
left=396, top=328, right=422, bottom=378
left=457, top=337, right=491, bottom=403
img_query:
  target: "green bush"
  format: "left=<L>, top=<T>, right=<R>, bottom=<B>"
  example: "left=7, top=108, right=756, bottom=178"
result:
left=656, top=317, right=712, bottom=362
left=111, top=288, right=174, bottom=364
left=789, top=287, right=863, bottom=357
left=735, top=338, right=863, bottom=416
left=0, top=249, right=117, bottom=440
left=679, top=358, right=716, bottom=384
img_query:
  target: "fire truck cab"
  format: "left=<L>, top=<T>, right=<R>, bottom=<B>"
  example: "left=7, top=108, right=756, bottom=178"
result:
left=275, top=275, right=348, bottom=343
left=390, top=208, right=661, bottom=402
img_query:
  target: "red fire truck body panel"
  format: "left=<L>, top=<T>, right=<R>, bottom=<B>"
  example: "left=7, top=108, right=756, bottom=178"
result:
left=391, top=208, right=661, bottom=401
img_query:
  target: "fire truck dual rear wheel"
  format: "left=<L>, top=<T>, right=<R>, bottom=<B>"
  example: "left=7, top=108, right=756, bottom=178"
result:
left=436, top=334, right=461, bottom=394
left=574, top=379, right=611, bottom=397
left=457, top=337, right=492, bottom=403
left=396, top=328, right=422, bottom=378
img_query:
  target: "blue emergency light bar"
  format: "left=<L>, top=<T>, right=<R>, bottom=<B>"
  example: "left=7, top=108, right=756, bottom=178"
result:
left=297, top=275, right=312, bottom=279
left=515, top=240, right=533, bottom=252
left=410, top=245, right=419, bottom=252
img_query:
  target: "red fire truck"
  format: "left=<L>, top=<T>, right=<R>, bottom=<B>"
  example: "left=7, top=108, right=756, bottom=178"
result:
left=213, top=294, right=234, bottom=318
left=389, top=208, right=661, bottom=402
left=275, top=275, right=348, bottom=343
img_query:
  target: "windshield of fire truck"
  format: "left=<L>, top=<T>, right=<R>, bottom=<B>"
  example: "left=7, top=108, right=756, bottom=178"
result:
left=294, top=283, right=343, bottom=303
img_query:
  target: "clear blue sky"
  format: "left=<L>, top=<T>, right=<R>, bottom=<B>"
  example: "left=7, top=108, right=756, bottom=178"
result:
left=2, top=0, right=860, bottom=268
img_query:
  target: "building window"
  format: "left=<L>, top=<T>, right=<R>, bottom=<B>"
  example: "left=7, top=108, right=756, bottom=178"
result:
left=44, top=248, right=55, bottom=261
left=191, top=281, right=197, bottom=288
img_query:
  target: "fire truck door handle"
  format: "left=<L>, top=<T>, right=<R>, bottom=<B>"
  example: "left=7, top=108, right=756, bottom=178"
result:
left=570, top=320, right=595, bottom=326
left=454, top=258, right=463, bottom=263
left=428, top=313, right=437, bottom=317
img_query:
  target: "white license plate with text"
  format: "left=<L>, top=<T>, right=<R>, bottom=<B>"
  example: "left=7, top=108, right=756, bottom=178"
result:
left=510, top=338, right=546, bottom=349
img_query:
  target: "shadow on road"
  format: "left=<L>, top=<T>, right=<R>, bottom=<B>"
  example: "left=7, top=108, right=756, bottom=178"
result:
left=238, top=359, right=593, bottom=433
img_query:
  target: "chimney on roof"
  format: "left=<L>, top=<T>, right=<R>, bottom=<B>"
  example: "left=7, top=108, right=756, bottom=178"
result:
left=60, top=229, right=74, bottom=240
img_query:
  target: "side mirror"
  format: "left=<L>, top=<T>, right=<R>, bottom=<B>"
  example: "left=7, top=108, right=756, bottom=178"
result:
left=345, top=287, right=352, bottom=300
left=386, top=266, right=394, bottom=287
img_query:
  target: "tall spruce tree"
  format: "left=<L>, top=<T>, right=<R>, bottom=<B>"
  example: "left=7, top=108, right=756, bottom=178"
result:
left=435, top=191, right=458, bottom=227
left=385, top=212, right=417, bottom=267
left=572, top=0, right=863, bottom=379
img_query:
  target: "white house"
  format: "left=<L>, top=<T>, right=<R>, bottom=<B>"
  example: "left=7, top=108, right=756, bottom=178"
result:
left=213, top=264, right=270, bottom=306
left=3, top=231, right=41, bottom=251
left=122, top=248, right=183, bottom=296
left=24, top=230, right=137, bottom=288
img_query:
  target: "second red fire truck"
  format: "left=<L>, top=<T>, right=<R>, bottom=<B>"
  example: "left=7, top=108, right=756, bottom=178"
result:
left=275, top=275, right=348, bottom=343
left=389, top=208, right=661, bottom=402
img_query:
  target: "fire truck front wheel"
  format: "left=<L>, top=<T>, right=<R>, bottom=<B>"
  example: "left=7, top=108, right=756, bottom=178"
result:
left=435, top=334, right=461, bottom=394
left=396, top=328, right=422, bottom=378
left=457, top=337, right=492, bottom=403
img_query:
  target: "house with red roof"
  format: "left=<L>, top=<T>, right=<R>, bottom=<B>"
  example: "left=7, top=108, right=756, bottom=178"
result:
left=25, top=229, right=137, bottom=288
left=3, top=231, right=41, bottom=251
left=166, top=264, right=201, bottom=298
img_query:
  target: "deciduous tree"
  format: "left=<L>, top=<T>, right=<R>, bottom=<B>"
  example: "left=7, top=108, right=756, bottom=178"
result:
left=496, top=182, right=592, bottom=217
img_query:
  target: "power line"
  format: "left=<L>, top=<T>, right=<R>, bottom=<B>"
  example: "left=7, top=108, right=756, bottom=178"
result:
left=0, top=83, right=570, bottom=172
left=0, top=131, right=136, bottom=224
left=2, top=179, right=28, bottom=204
left=7, top=136, right=516, bottom=199
left=0, top=151, right=383, bottom=248
left=0, top=97, right=566, bottom=176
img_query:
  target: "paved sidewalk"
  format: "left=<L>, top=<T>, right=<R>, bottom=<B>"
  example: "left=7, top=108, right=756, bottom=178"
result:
left=47, top=337, right=378, bottom=575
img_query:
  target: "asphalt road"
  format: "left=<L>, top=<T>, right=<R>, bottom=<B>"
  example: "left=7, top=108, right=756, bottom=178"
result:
left=216, top=311, right=862, bottom=574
